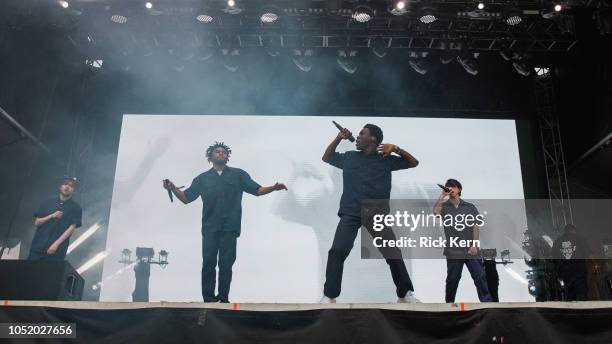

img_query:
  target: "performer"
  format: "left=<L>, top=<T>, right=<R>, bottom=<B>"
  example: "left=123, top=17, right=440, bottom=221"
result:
left=321, top=124, right=420, bottom=303
left=552, top=224, right=590, bottom=301
left=163, top=142, right=287, bottom=303
left=432, top=179, right=492, bottom=303
left=28, top=177, right=82, bottom=261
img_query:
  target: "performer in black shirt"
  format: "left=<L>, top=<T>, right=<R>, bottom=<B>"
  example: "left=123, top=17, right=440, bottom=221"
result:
left=432, top=179, right=492, bottom=303
left=552, top=224, right=590, bottom=301
left=28, top=177, right=82, bottom=261
left=163, top=142, right=287, bottom=303
left=321, top=124, right=420, bottom=303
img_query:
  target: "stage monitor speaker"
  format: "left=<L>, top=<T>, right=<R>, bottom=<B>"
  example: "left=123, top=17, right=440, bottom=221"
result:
left=0, top=260, right=84, bottom=301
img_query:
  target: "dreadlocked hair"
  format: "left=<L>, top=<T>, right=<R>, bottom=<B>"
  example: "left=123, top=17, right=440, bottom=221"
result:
left=206, top=141, right=232, bottom=162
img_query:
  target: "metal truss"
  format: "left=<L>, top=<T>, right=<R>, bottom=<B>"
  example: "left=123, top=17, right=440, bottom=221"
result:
left=534, top=71, right=573, bottom=232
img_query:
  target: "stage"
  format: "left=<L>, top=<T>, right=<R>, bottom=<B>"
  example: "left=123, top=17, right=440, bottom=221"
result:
left=2, top=301, right=612, bottom=343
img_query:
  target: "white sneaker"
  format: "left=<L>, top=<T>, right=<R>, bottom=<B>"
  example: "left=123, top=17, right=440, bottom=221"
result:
left=320, top=296, right=337, bottom=303
left=398, top=291, right=421, bottom=304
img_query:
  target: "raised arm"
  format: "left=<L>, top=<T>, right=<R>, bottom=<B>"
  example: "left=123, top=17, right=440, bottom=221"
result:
left=257, top=182, right=288, bottom=196
left=377, top=144, right=419, bottom=167
left=432, top=190, right=449, bottom=215
left=322, top=128, right=351, bottom=163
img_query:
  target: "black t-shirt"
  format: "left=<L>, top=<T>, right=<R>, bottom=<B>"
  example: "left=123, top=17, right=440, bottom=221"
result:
left=30, top=197, right=82, bottom=259
left=327, top=150, right=413, bottom=217
left=552, top=232, right=589, bottom=279
left=184, top=166, right=261, bottom=236
left=440, top=199, right=480, bottom=258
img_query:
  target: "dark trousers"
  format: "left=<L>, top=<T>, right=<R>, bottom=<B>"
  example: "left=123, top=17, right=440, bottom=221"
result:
left=563, top=277, right=588, bottom=301
left=202, top=231, right=237, bottom=303
left=323, top=215, right=414, bottom=299
left=446, top=258, right=493, bottom=303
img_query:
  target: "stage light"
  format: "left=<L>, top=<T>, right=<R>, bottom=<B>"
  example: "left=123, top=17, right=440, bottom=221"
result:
left=67, top=222, right=102, bottom=254
left=554, top=4, right=562, bottom=12
left=221, top=48, right=240, bottom=72
left=352, top=6, right=374, bottom=23
left=196, top=14, right=214, bottom=23
left=477, top=2, right=485, bottom=10
left=260, top=6, right=280, bottom=24
left=292, top=49, right=313, bottom=72
left=371, top=36, right=388, bottom=58
left=457, top=52, right=479, bottom=75
left=59, top=1, right=69, bottom=8
left=512, top=54, right=531, bottom=76
left=504, top=8, right=522, bottom=26
left=408, top=51, right=428, bottom=75
left=419, top=7, right=438, bottom=24
left=337, top=50, right=358, bottom=74
left=534, top=67, right=550, bottom=77
left=111, top=14, right=128, bottom=24
left=224, top=0, right=243, bottom=14
left=390, top=1, right=408, bottom=16
left=77, top=250, right=108, bottom=274
left=145, top=2, right=153, bottom=9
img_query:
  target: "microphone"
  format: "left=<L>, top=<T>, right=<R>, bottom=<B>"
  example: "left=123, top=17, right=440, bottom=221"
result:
left=332, top=121, right=355, bottom=142
left=437, top=184, right=451, bottom=193
left=164, top=179, right=174, bottom=202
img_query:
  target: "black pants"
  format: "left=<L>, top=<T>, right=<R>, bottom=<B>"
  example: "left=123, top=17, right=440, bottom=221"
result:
left=445, top=258, right=493, bottom=303
left=323, top=215, right=414, bottom=299
left=202, top=231, right=237, bottom=303
left=563, top=277, right=588, bottom=301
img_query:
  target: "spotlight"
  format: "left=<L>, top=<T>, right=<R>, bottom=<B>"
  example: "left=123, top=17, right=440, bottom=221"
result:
left=111, top=14, right=128, bottom=24
left=534, top=67, right=550, bottom=77
left=221, top=48, right=240, bottom=72
left=371, top=36, right=388, bottom=58
left=292, top=49, right=313, bottom=72
left=196, top=14, right=214, bottom=23
left=408, top=51, right=428, bottom=75
left=224, top=0, right=243, bottom=14
left=352, top=6, right=374, bottom=23
left=337, top=50, right=358, bottom=74
left=419, top=7, right=438, bottom=24
left=477, top=2, right=485, bottom=10
left=59, top=1, right=69, bottom=8
left=263, top=36, right=281, bottom=57
left=457, top=52, right=479, bottom=75
left=554, top=4, right=562, bottom=12
left=504, top=8, right=523, bottom=26
left=389, top=0, right=408, bottom=16
left=145, top=2, right=153, bottom=9
left=260, top=6, right=280, bottom=24
left=513, top=60, right=531, bottom=76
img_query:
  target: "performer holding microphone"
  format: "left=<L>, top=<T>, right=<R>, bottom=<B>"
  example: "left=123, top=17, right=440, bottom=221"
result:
left=432, top=179, right=492, bottom=303
left=163, top=142, right=287, bottom=303
left=321, top=123, right=420, bottom=303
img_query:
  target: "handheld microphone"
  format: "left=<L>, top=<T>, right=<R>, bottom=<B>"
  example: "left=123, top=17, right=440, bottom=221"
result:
left=164, top=179, right=174, bottom=202
left=437, top=184, right=451, bottom=193
left=332, top=121, right=355, bottom=142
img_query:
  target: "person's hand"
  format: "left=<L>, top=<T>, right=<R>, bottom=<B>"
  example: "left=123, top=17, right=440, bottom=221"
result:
left=273, top=182, right=288, bottom=191
left=377, top=144, right=397, bottom=157
left=468, top=246, right=478, bottom=256
left=337, top=128, right=352, bottom=141
left=163, top=179, right=175, bottom=191
left=47, top=243, right=59, bottom=255
left=51, top=210, right=63, bottom=219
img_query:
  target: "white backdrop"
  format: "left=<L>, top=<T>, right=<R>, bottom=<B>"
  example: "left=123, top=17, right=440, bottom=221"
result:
left=100, top=115, right=533, bottom=303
